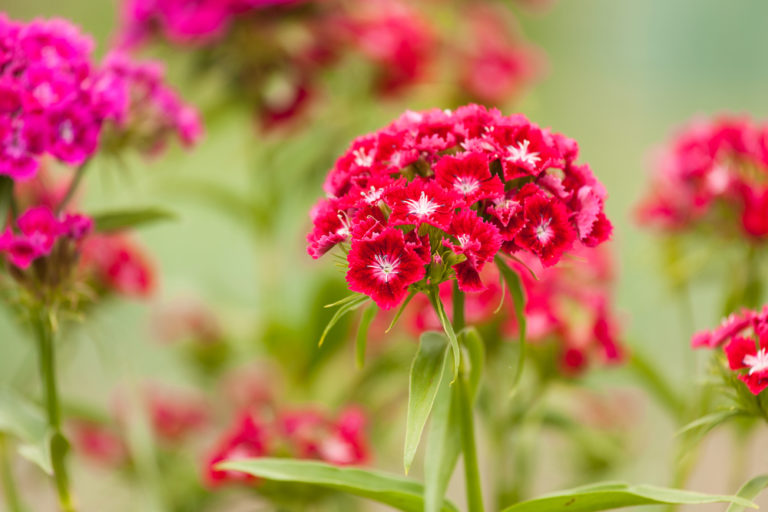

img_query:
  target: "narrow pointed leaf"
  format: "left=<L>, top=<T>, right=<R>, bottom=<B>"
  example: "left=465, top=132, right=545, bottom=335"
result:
left=495, top=256, right=527, bottom=394
left=0, top=388, right=52, bottom=474
left=217, top=458, right=459, bottom=512
left=404, top=332, right=450, bottom=473
left=92, top=207, right=175, bottom=233
left=499, top=482, right=755, bottom=512
left=356, top=303, right=378, bottom=368
left=677, top=410, right=746, bottom=436
left=428, top=287, right=460, bottom=380
left=424, top=351, right=461, bottom=512
left=319, top=295, right=370, bottom=346
left=386, top=291, right=417, bottom=333
left=728, top=474, right=768, bottom=512
left=460, top=327, right=485, bottom=400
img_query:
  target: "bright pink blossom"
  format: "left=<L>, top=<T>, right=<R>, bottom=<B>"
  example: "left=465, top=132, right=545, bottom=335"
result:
left=725, top=333, right=768, bottom=395
left=80, top=234, right=156, bottom=297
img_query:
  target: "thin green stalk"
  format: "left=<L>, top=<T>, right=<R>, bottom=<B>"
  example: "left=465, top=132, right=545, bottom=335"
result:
left=56, top=160, right=90, bottom=214
left=0, top=434, right=24, bottom=512
left=33, top=311, right=76, bottom=512
left=451, top=285, right=484, bottom=512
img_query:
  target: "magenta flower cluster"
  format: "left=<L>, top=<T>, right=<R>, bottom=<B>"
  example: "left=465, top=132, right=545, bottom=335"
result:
left=0, top=15, right=201, bottom=181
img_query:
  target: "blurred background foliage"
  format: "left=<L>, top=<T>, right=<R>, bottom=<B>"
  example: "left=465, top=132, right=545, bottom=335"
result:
left=3, top=0, right=768, bottom=510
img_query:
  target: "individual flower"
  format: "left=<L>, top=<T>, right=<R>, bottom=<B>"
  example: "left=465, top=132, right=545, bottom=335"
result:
left=206, top=413, right=269, bottom=486
left=725, top=333, right=768, bottom=395
left=308, top=105, right=613, bottom=310
left=145, top=388, right=208, bottom=443
left=346, top=228, right=426, bottom=310
left=70, top=420, right=128, bottom=467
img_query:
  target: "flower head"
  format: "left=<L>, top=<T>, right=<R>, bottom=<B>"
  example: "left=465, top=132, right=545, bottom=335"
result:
left=308, top=105, right=612, bottom=310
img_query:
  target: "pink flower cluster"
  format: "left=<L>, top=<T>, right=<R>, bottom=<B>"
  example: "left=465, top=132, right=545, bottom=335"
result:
left=206, top=406, right=367, bottom=486
left=638, top=116, right=768, bottom=239
left=411, top=246, right=624, bottom=373
left=0, top=15, right=200, bottom=180
left=307, top=105, right=612, bottom=310
left=692, top=306, right=768, bottom=395
left=0, top=206, right=91, bottom=269
left=80, top=234, right=156, bottom=297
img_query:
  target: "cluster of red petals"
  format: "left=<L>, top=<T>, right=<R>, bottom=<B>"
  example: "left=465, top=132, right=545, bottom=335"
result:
left=79, top=234, right=156, bottom=297
left=206, top=406, right=368, bottom=486
left=70, top=420, right=128, bottom=467
left=0, top=206, right=91, bottom=269
left=411, top=246, right=623, bottom=373
left=308, top=105, right=612, bottom=310
left=692, top=306, right=768, bottom=395
left=0, top=15, right=200, bottom=181
left=637, top=116, right=768, bottom=239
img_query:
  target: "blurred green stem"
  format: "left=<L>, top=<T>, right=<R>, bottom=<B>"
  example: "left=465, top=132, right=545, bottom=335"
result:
left=452, top=284, right=485, bottom=512
left=33, top=310, right=76, bottom=512
left=56, top=160, right=90, bottom=214
left=0, top=434, right=24, bottom=512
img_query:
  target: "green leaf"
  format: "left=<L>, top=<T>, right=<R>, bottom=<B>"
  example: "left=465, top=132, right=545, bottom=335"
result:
left=0, top=176, right=13, bottom=228
left=92, top=207, right=175, bottom=233
left=386, top=291, right=417, bottom=333
left=495, top=256, right=527, bottom=395
left=355, top=303, right=378, bottom=369
left=728, top=474, right=768, bottom=512
left=678, top=410, right=747, bottom=437
left=427, top=287, right=461, bottom=380
left=499, top=481, right=755, bottom=512
left=217, top=458, right=459, bottom=512
left=0, top=388, right=52, bottom=475
left=319, top=295, right=370, bottom=347
left=404, top=332, right=450, bottom=474
left=424, top=351, right=461, bottom=512
left=460, top=327, right=485, bottom=400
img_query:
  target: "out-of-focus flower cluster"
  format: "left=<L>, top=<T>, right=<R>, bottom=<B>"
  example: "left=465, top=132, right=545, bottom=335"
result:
left=0, top=15, right=201, bottom=181
left=411, top=246, right=624, bottom=373
left=693, top=306, right=768, bottom=395
left=2, top=168, right=156, bottom=301
left=117, top=0, right=542, bottom=128
left=308, top=104, right=612, bottom=310
left=206, top=406, right=368, bottom=486
left=638, top=116, right=768, bottom=240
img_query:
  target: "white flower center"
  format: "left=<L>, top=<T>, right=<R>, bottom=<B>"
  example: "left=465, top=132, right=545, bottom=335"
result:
left=369, top=253, right=400, bottom=283
left=353, top=148, right=374, bottom=168
left=59, top=120, right=74, bottom=144
left=335, top=213, right=351, bottom=238
left=457, top=234, right=471, bottom=247
left=506, top=139, right=541, bottom=167
left=454, top=176, right=479, bottom=195
left=361, top=186, right=384, bottom=204
left=404, top=191, right=440, bottom=218
left=744, top=348, right=768, bottom=375
left=535, top=219, right=553, bottom=243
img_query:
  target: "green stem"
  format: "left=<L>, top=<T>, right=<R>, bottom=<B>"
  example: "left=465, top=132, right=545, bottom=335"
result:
left=56, top=161, right=90, bottom=214
left=33, top=311, right=76, bottom=512
left=452, top=284, right=484, bottom=512
left=0, top=434, right=24, bottom=512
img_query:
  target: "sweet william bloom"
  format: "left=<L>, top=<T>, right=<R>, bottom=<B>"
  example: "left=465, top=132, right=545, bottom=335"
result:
left=0, top=206, right=72, bottom=269
left=80, top=234, right=156, bottom=297
left=309, top=105, right=612, bottom=309
left=346, top=228, right=425, bottom=310
left=70, top=421, right=128, bottom=467
left=206, top=413, right=269, bottom=486
left=725, top=332, right=768, bottom=395
left=146, top=389, right=208, bottom=442
left=691, top=309, right=759, bottom=349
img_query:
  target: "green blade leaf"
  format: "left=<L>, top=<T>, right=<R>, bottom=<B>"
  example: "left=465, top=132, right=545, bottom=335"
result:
left=319, top=295, right=370, bottom=346
left=404, top=331, right=450, bottom=474
left=460, top=327, right=485, bottom=401
left=0, top=388, right=52, bottom=475
left=495, top=256, right=527, bottom=395
left=728, top=474, right=768, bottom=512
left=424, top=351, right=461, bottom=512
left=356, top=303, right=378, bottom=369
left=217, top=458, right=459, bottom=512
left=386, top=291, right=417, bottom=333
left=677, top=410, right=746, bottom=436
left=91, top=207, right=175, bottom=233
left=427, top=287, right=461, bottom=380
left=499, top=481, right=756, bottom=512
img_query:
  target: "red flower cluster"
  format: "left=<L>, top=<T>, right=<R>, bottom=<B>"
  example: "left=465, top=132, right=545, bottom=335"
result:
left=206, top=406, right=367, bottom=486
left=638, top=116, right=768, bottom=239
left=693, top=306, right=768, bottom=395
left=80, top=234, right=156, bottom=297
left=0, top=15, right=200, bottom=180
left=411, top=246, right=624, bottom=373
left=308, top=105, right=612, bottom=310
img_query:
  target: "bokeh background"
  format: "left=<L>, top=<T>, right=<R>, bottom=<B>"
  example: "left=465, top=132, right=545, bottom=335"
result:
left=2, top=0, right=768, bottom=510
